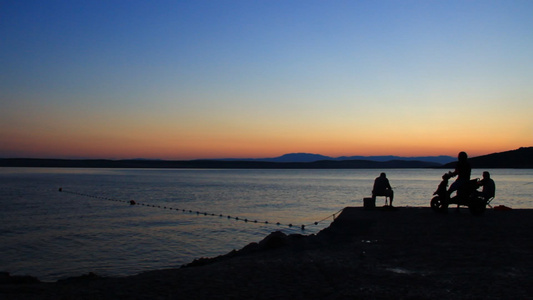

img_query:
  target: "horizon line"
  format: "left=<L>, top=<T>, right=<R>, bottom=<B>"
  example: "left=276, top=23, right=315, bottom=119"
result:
left=2, top=146, right=531, bottom=161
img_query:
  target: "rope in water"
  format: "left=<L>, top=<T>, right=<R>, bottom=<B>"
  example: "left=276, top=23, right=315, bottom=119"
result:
left=58, top=188, right=343, bottom=231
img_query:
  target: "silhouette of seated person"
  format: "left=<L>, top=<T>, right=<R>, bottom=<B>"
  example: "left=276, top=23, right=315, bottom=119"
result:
left=372, top=172, right=394, bottom=206
left=477, top=171, right=496, bottom=201
left=447, top=151, right=471, bottom=198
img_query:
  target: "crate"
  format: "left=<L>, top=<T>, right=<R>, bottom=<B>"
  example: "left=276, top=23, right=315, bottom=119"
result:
left=363, top=197, right=375, bottom=209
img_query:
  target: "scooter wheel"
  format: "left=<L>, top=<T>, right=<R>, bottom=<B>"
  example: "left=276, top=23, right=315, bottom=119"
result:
left=431, top=196, right=448, bottom=213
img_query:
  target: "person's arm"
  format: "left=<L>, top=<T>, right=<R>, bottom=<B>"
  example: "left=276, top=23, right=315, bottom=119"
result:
left=450, top=166, right=459, bottom=177
left=448, top=165, right=459, bottom=178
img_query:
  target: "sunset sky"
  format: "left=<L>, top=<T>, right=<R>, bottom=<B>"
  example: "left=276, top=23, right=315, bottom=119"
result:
left=1, top=1, right=532, bottom=160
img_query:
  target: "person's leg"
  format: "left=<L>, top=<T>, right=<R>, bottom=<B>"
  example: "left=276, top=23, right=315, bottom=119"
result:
left=448, top=180, right=461, bottom=210
left=448, top=180, right=459, bottom=196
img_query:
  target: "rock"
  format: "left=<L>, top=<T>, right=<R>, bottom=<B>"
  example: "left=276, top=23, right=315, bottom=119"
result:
left=257, top=231, right=288, bottom=249
left=0, top=272, right=40, bottom=284
left=57, top=272, right=102, bottom=284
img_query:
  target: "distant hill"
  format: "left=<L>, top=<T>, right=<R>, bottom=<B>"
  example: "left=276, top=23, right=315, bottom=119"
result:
left=442, top=147, right=533, bottom=169
left=0, top=158, right=440, bottom=169
left=334, top=155, right=455, bottom=165
left=263, top=153, right=332, bottom=162
left=222, top=153, right=455, bottom=164
left=1, top=147, right=530, bottom=168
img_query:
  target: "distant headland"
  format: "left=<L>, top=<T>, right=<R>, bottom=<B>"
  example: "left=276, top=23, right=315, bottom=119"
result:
left=1, top=147, right=532, bottom=169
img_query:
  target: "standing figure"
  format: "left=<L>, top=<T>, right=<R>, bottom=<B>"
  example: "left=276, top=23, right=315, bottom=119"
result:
left=372, top=172, right=394, bottom=206
left=448, top=151, right=471, bottom=197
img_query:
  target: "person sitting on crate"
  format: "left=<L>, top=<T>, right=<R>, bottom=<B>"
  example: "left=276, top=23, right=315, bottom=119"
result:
left=372, top=172, right=394, bottom=207
left=477, top=171, right=496, bottom=204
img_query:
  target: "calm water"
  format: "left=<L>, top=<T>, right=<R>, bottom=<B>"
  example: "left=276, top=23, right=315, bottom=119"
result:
left=1, top=168, right=532, bottom=281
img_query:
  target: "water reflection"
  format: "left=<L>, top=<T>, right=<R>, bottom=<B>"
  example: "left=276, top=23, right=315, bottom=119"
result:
left=0, top=168, right=531, bottom=281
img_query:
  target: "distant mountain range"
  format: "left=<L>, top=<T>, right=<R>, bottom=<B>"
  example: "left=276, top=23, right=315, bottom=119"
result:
left=442, top=147, right=533, bottom=169
left=0, top=158, right=443, bottom=169
left=219, top=153, right=456, bottom=165
left=1, top=147, right=531, bottom=168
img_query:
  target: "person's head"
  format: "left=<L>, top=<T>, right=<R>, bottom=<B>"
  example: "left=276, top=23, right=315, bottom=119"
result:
left=483, top=171, right=490, bottom=179
left=458, top=151, right=468, bottom=162
left=380, top=172, right=386, bottom=178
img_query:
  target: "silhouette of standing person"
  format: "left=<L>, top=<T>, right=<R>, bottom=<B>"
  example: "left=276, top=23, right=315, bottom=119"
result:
left=447, top=151, right=471, bottom=211
left=448, top=151, right=471, bottom=197
left=372, top=172, right=394, bottom=206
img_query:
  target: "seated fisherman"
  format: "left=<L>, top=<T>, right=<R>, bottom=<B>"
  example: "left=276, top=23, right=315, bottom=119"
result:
left=372, top=172, right=394, bottom=206
left=478, top=171, right=496, bottom=201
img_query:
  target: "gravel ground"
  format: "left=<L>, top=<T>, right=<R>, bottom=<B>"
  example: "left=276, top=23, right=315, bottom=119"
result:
left=2, top=207, right=532, bottom=299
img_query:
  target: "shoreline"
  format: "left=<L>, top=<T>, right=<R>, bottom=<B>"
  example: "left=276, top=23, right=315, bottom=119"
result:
left=1, top=207, right=532, bottom=299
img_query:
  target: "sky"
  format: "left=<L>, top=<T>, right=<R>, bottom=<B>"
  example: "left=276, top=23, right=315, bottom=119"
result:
left=1, top=0, right=532, bottom=160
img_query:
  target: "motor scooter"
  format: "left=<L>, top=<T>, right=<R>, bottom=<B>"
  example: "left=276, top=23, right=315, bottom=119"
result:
left=430, top=172, right=487, bottom=215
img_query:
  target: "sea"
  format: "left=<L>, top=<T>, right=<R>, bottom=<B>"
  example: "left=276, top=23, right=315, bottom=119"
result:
left=1, top=168, right=532, bottom=282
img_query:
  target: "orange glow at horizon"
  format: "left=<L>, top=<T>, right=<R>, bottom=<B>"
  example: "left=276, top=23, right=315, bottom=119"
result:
left=1, top=96, right=529, bottom=160
left=1, top=120, right=526, bottom=160
left=2, top=94, right=530, bottom=160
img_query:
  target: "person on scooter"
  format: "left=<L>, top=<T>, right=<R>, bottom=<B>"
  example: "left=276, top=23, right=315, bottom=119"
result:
left=447, top=151, right=471, bottom=198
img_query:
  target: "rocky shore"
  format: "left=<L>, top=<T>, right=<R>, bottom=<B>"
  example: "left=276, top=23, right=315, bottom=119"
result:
left=1, top=207, right=532, bottom=299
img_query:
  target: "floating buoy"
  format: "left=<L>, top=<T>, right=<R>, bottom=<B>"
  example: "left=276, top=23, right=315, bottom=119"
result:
left=60, top=189, right=344, bottom=232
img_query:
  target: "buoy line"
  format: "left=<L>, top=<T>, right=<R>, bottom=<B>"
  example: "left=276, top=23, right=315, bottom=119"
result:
left=58, top=188, right=343, bottom=231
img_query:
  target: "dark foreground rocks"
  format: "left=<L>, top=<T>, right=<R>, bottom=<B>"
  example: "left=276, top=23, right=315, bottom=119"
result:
left=1, top=207, right=532, bottom=299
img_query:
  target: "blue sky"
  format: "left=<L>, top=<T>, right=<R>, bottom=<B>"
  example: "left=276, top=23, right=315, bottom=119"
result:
left=1, top=1, right=532, bottom=159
